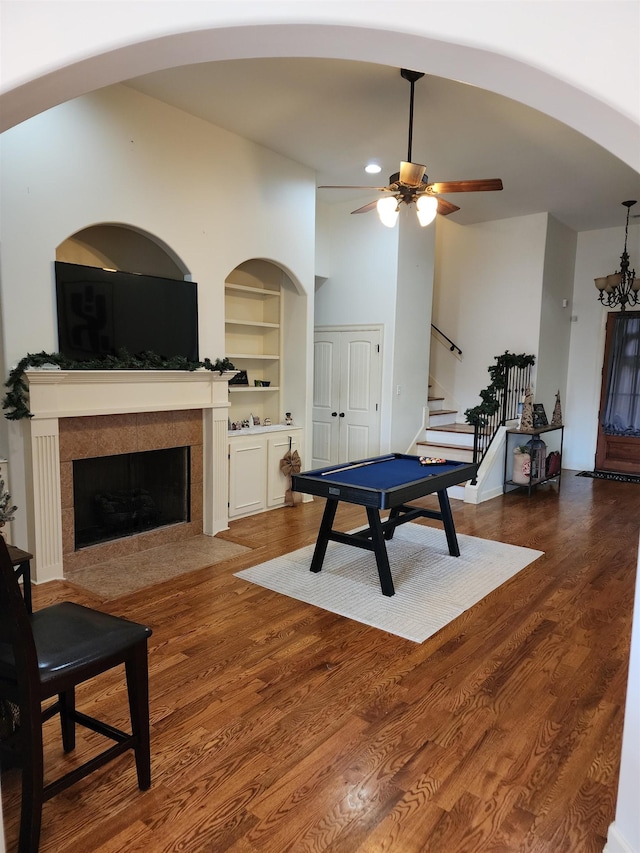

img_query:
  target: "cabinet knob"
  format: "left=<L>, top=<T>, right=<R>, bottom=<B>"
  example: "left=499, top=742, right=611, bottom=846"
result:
left=331, top=411, right=338, bottom=417
left=339, top=412, right=345, bottom=417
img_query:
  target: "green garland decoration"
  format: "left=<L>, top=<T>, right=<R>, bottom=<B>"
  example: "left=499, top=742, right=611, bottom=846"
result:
left=3, top=350, right=236, bottom=421
left=464, top=351, right=536, bottom=427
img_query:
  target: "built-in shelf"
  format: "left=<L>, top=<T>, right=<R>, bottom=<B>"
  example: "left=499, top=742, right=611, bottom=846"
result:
left=225, top=263, right=283, bottom=425
left=229, top=386, right=280, bottom=393
left=226, top=319, right=280, bottom=329
left=227, top=353, right=280, bottom=361
left=225, top=282, right=280, bottom=298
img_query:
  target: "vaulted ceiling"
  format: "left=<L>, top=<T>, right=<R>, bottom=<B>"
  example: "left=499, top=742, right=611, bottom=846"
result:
left=125, top=57, right=640, bottom=233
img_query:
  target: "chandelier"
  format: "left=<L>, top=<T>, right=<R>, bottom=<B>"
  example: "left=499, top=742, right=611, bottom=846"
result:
left=595, top=200, right=639, bottom=311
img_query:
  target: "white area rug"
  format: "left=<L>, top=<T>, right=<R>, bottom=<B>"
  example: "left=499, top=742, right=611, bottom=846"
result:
left=235, top=524, right=543, bottom=643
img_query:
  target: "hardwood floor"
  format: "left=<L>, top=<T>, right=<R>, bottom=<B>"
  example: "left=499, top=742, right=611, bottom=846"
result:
left=2, top=473, right=638, bottom=852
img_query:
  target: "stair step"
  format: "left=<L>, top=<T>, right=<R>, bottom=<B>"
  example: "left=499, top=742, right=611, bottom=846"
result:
left=428, top=422, right=475, bottom=433
left=429, top=409, right=458, bottom=417
left=416, top=441, right=474, bottom=463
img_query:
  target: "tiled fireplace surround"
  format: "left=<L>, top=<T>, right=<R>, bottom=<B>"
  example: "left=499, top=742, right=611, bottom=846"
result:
left=60, top=410, right=203, bottom=573
left=25, top=369, right=233, bottom=583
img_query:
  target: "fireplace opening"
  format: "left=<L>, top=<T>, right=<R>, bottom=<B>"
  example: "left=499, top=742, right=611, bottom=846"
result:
left=73, top=447, right=191, bottom=549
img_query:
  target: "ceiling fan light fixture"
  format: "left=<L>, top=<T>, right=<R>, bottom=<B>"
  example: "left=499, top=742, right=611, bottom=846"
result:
left=416, top=195, right=438, bottom=227
left=399, top=161, right=426, bottom=185
left=377, top=197, right=400, bottom=227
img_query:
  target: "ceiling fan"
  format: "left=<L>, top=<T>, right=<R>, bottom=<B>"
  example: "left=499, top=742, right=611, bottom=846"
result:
left=320, top=69, right=504, bottom=227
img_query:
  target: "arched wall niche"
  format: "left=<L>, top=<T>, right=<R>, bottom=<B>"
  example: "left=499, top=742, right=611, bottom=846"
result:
left=225, top=258, right=307, bottom=428
left=56, top=223, right=188, bottom=279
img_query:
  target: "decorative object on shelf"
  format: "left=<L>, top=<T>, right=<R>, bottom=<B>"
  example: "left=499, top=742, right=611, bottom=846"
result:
left=253, top=416, right=261, bottom=426
left=525, top=436, right=547, bottom=480
left=228, top=370, right=249, bottom=386
left=546, top=451, right=561, bottom=477
left=519, top=386, right=534, bottom=431
left=532, top=403, right=548, bottom=428
left=285, top=412, right=293, bottom=426
left=279, top=447, right=302, bottom=507
left=3, top=350, right=235, bottom=420
left=263, top=417, right=272, bottom=426
left=512, top=446, right=531, bottom=484
left=551, top=390, right=563, bottom=426
left=594, top=200, right=639, bottom=311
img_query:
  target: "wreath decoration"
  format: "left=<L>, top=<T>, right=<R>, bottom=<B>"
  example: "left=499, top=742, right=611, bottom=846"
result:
left=464, top=351, right=536, bottom=427
left=3, top=350, right=236, bottom=421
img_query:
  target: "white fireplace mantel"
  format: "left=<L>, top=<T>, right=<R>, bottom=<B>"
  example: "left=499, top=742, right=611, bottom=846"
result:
left=25, top=369, right=234, bottom=582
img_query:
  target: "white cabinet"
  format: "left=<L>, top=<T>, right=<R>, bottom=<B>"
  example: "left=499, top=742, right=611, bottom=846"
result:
left=267, top=431, right=302, bottom=507
left=229, top=428, right=303, bottom=518
left=228, top=435, right=267, bottom=518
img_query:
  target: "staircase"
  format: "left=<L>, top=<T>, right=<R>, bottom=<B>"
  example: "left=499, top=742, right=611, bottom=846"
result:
left=416, top=395, right=475, bottom=499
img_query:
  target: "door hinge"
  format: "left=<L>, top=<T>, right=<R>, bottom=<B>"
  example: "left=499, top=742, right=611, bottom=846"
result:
left=376, top=344, right=380, bottom=353
left=376, top=403, right=379, bottom=411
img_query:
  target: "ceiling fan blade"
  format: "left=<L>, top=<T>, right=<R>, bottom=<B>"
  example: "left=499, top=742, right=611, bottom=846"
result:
left=351, top=200, right=381, bottom=215
left=399, top=161, right=426, bottom=185
left=319, top=185, right=391, bottom=191
left=436, top=197, right=461, bottom=216
left=427, top=179, right=504, bottom=194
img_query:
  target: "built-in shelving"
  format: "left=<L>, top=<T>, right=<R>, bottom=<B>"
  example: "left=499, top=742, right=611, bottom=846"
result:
left=225, top=263, right=283, bottom=425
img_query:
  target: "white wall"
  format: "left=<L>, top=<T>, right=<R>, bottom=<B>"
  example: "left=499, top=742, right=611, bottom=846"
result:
left=0, top=83, right=316, bottom=550
left=431, top=213, right=548, bottom=416
left=535, top=215, right=576, bottom=417
left=605, top=537, right=640, bottom=853
left=393, top=210, right=435, bottom=451
left=314, top=196, right=399, bottom=449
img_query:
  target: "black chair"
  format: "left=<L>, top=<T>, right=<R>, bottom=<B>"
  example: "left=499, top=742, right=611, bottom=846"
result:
left=0, top=537, right=152, bottom=852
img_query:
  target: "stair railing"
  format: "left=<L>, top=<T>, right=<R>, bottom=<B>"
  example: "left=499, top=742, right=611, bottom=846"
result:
left=431, top=324, right=462, bottom=356
left=467, top=355, right=535, bottom=482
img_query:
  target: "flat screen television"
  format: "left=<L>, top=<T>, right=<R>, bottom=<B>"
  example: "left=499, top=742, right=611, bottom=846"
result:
left=55, top=262, right=199, bottom=362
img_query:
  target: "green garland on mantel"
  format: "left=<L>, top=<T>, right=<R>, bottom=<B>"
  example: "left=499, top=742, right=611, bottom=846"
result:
left=3, top=350, right=236, bottom=421
left=464, top=351, right=536, bottom=427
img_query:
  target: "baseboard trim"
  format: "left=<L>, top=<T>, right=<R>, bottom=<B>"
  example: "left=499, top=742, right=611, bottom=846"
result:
left=604, top=822, right=637, bottom=853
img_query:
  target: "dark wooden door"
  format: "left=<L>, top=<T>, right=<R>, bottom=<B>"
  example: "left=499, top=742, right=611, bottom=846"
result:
left=595, top=310, right=640, bottom=474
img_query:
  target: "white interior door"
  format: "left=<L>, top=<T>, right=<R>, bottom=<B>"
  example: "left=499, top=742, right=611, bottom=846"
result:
left=312, top=327, right=381, bottom=467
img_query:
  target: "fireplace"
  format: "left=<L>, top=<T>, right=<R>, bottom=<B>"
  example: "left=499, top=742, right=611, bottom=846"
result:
left=73, top=446, right=191, bottom=549
left=24, top=368, right=234, bottom=582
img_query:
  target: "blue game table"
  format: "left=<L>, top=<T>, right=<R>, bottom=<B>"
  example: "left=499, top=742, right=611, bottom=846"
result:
left=291, top=453, right=478, bottom=596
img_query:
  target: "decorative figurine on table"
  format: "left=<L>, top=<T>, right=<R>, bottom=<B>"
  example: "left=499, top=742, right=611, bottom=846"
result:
left=551, top=390, right=563, bottom=426
left=520, top=386, right=534, bottom=430
left=263, top=417, right=272, bottom=426
left=285, top=412, right=293, bottom=426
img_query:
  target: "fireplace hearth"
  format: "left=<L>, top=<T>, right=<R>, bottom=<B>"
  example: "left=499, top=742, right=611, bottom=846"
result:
left=73, top=447, right=190, bottom=549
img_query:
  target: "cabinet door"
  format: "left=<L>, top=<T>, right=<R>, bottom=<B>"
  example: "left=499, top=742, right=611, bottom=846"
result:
left=267, top=432, right=302, bottom=507
left=228, top=438, right=267, bottom=518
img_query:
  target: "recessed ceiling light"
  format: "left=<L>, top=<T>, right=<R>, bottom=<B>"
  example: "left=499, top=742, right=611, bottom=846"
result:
left=365, top=163, right=382, bottom=174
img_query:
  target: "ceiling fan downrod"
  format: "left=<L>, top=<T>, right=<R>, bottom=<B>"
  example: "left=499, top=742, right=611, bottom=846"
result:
left=400, top=69, right=425, bottom=164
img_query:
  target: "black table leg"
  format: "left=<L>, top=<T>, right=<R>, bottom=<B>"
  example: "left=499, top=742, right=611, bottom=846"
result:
left=366, top=507, right=396, bottom=597
left=310, top=498, right=339, bottom=574
left=437, top=489, right=460, bottom=557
